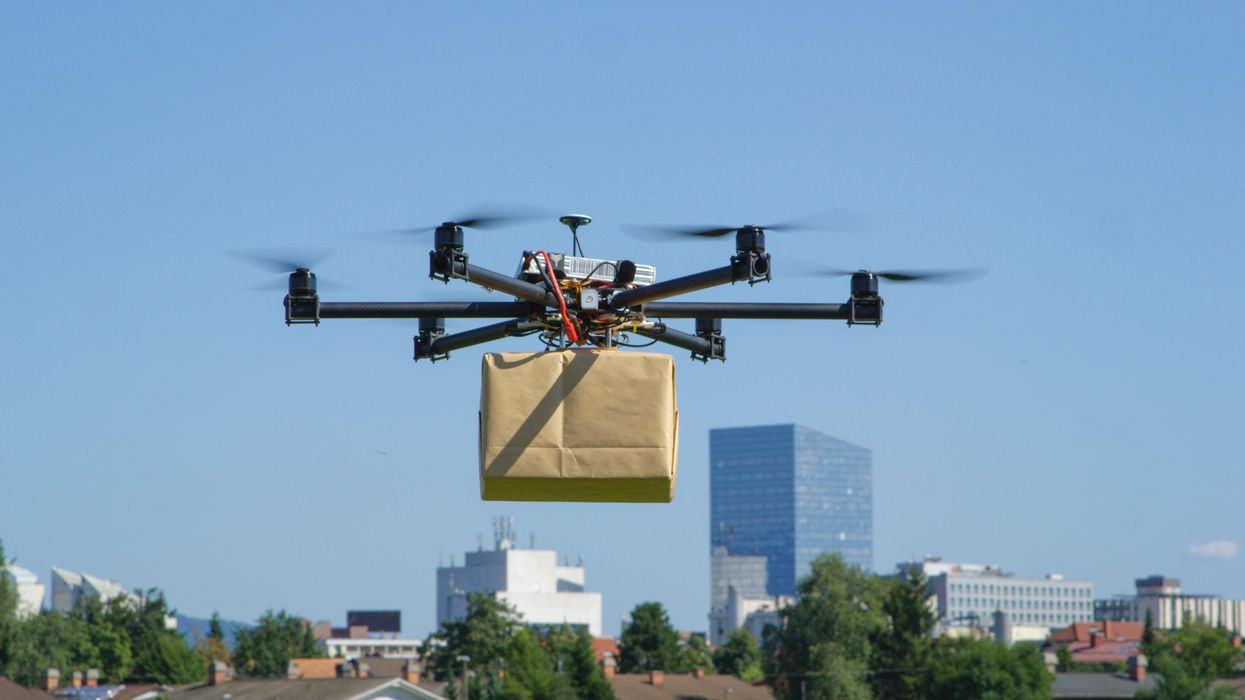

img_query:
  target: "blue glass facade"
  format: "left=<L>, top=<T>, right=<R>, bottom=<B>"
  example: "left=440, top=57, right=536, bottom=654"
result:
left=710, top=424, right=872, bottom=597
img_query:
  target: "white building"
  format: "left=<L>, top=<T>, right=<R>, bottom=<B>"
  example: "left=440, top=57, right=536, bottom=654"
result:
left=2, top=564, right=46, bottom=618
left=50, top=567, right=137, bottom=613
left=1096, top=576, right=1245, bottom=635
left=708, top=547, right=791, bottom=645
left=322, top=637, right=422, bottom=660
left=436, top=518, right=602, bottom=636
left=902, top=557, right=1094, bottom=639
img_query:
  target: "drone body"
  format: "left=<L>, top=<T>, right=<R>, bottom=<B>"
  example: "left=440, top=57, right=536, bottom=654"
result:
left=279, top=213, right=912, bottom=363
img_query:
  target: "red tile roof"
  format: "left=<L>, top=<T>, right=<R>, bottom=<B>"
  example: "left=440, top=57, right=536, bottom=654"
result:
left=1069, top=640, right=1143, bottom=665
left=592, top=638, right=621, bottom=663
left=1050, top=621, right=1143, bottom=644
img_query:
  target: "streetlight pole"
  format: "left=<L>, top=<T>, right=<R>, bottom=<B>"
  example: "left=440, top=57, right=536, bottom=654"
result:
left=456, top=655, right=470, bottom=700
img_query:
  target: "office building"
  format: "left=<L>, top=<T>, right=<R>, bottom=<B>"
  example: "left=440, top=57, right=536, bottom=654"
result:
left=903, top=557, right=1094, bottom=636
left=436, top=517, right=602, bottom=636
left=710, top=424, right=872, bottom=599
left=1096, top=576, right=1245, bottom=635
left=1, top=564, right=45, bottom=618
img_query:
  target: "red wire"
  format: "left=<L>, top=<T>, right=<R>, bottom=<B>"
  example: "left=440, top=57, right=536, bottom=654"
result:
left=538, top=250, right=580, bottom=344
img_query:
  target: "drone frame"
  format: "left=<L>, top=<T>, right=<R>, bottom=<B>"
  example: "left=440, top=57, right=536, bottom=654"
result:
left=283, top=221, right=884, bottom=363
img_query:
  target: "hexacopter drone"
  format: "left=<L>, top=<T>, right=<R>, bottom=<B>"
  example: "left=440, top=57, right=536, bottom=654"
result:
left=253, top=210, right=980, bottom=362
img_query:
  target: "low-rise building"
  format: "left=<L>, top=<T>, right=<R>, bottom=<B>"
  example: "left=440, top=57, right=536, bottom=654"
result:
left=708, top=547, right=791, bottom=645
left=1048, top=620, right=1144, bottom=666
left=1096, top=576, right=1245, bottom=635
left=312, top=612, right=422, bottom=660
left=437, top=518, right=602, bottom=636
left=900, top=557, right=1094, bottom=639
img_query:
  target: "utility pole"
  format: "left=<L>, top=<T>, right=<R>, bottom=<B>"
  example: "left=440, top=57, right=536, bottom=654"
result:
left=457, top=655, right=470, bottom=700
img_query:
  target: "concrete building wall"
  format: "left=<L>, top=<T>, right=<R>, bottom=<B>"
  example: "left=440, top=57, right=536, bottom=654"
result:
left=437, top=540, right=602, bottom=636
left=2, top=565, right=45, bottom=619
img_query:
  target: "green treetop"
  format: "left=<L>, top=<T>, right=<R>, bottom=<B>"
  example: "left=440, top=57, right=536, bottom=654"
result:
left=713, top=627, right=762, bottom=681
left=618, top=602, right=679, bottom=673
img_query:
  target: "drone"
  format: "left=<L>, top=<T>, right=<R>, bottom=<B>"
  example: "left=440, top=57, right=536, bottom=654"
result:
left=253, top=210, right=982, bottom=363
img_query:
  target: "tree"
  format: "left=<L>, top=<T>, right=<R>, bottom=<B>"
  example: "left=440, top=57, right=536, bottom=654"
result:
left=425, top=590, right=527, bottom=692
left=1139, top=620, right=1240, bottom=700
left=674, top=634, right=715, bottom=674
left=2, top=610, right=99, bottom=687
left=72, top=596, right=134, bottom=683
left=497, top=627, right=576, bottom=700
left=209, top=612, right=225, bottom=643
left=0, top=540, right=18, bottom=674
left=544, top=625, right=616, bottom=700
left=195, top=611, right=230, bottom=665
left=713, top=628, right=762, bottom=681
left=121, top=589, right=202, bottom=684
left=923, top=638, right=1051, bottom=700
left=872, top=564, right=937, bottom=699
left=764, top=553, right=887, bottom=700
left=232, top=610, right=321, bottom=678
left=618, top=602, right=679, bottom=673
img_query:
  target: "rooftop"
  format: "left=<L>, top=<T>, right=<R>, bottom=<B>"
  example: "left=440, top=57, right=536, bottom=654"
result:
left=609, top=673, right=772, bottom=700
left=1051, top=671, right=1159, bottom=698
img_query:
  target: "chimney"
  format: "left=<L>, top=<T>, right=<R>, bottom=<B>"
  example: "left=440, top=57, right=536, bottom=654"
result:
left=1103, top=621, right=1113, bottom=640
left=1129, top=654, right=1147, bottom=683
left=402, top=660, right=421, bottom=685
left=649, top=670, right=665, bottom=687
left=1232, top=634, right=1243, bottom=649
left=208, top=660, right=233, bottom=686
left=86, top=669, right=100, bottom=687
left=41, top=669, right=60, bottom=692
left=1042, top=651, right=1058, bottom=675
left=287, top=661, right=301, bottom=680
left=601, top=654, right=616, bottom=679
left=1090, top=630, right=1100, bottom=648
left=693, top=667, right=706, bottom=679
left=71, top=671, right=83, bottom=688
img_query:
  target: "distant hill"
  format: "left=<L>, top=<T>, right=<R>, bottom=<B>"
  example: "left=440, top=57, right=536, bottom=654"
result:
left=176, top=613, right=251, bottom=649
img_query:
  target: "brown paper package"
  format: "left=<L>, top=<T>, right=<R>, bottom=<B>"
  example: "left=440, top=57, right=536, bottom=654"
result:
left=479, top=349, right=679, bottom=502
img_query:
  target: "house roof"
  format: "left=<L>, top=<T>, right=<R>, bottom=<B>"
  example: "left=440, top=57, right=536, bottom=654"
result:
left=1051, top=672, right=1160, bottom=698
left=171, top=677, right=441, bottom=700
left=1068, top=640, right=1142, bottom=665
left=609, top=673, right=772, bottom=700
left=0, top=678, right=53, bottom=700
left=1050, top=621, right=1143, bottom=644
left=289, top=658, right=346, bottom=680
left=592, top=638, right=621, bottom=663
left=289, top=656, right=413, bottom=680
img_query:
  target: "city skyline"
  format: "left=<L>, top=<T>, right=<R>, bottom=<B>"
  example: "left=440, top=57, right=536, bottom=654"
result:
left=4, top=2, right=1243, bottom=638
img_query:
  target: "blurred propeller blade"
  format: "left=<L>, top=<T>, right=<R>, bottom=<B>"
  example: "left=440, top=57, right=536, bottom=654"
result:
left=623, top=208, right=873, bottom=240
left=383, top=203, right=557, bottom=236
left=809, top=266, right=988, bottom=284
left=229, top=247, right=331, bottom=273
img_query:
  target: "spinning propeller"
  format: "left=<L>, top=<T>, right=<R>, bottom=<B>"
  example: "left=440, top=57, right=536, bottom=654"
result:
left=387, top=205, right=554, bottom=236
left=231, top=248, right=340, bottom=291
left=622, top=209, right=874, bottom=240
left=813, top=267, right=988, bottom=284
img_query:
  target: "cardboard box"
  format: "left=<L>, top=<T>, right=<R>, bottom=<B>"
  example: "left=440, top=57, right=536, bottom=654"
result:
left=479, top=349, right=679, bottom=502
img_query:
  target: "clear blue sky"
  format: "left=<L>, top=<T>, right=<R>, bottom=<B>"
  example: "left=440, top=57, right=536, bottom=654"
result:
left=3, top=3, right=1243, bottom=638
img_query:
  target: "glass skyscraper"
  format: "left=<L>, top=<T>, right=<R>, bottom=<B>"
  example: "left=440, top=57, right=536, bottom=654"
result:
left=710, top=424, right=873, bottom=597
